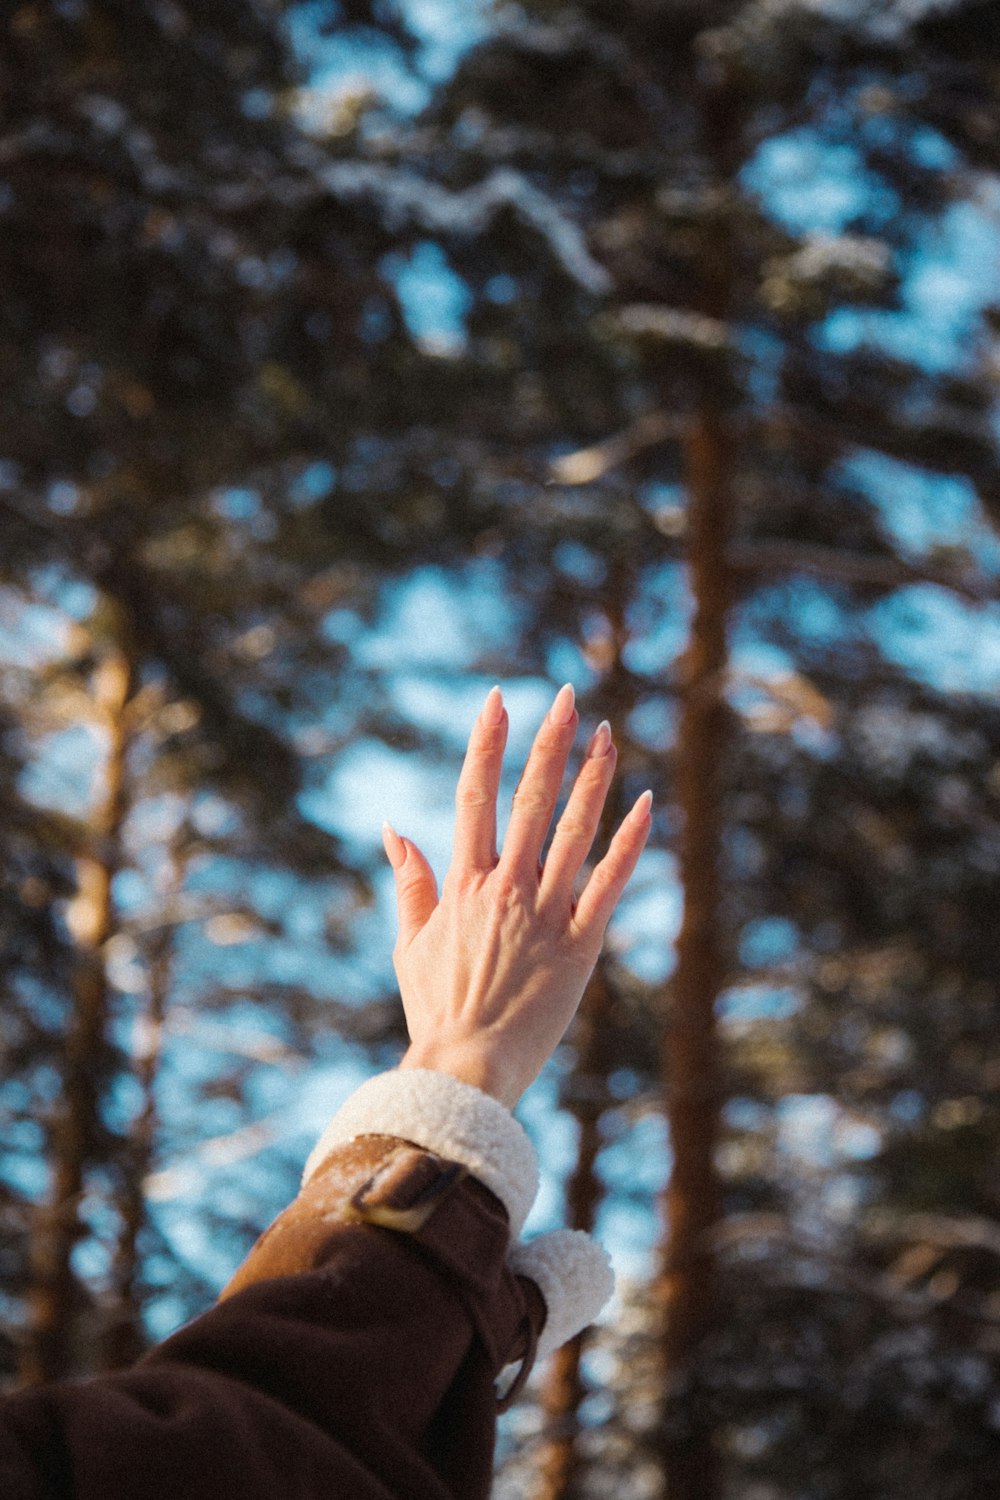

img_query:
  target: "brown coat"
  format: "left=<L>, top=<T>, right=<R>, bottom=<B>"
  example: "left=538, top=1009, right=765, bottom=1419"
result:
left=0, top=1135, right=546, bottom=1500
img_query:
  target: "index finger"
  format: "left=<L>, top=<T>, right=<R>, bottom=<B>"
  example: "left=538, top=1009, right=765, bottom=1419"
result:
left=451, top=685, right=508, bottom=874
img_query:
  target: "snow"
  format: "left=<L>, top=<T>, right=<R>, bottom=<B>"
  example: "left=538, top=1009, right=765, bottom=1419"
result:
left=318, top=162, right=612, bottom=293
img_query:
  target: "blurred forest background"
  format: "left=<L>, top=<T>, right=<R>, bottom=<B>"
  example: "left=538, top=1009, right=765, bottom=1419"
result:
left=3, top=0, right=1000, bottom=1495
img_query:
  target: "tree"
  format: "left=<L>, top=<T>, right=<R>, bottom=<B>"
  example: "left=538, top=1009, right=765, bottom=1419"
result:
left=0, top=0, right=478, bottom=1381
left=401, top=1, right=1000, bottom=1493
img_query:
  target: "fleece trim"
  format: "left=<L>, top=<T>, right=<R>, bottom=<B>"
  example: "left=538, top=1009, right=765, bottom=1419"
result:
left=509, top=1229, right=615, bottom=1361
left=303, top=1069, right=539, bottom=1239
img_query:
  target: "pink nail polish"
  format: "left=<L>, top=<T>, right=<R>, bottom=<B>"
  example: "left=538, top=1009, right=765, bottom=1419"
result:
left=480, top=684, right=505, bottom=726
left=548, top=682, right=576, bottom=725
left=586, top=720, right=613, bottom=758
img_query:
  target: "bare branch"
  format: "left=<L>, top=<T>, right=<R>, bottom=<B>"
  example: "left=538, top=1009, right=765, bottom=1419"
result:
left=731, top=538, right=1000, bottom=605
left=548, top=410, right=685, bottom=485
left=143, top=1115, right=281, bottom=1202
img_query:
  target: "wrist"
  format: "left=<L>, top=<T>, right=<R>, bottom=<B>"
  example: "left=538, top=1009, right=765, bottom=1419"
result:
left=399, top=1041, right=521, bottom=1110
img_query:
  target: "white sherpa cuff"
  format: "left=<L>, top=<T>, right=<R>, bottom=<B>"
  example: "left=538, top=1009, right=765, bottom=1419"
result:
left=302, top=1069, right=539, bottom=1239
left=510, top=1229, right=615, bottom=1362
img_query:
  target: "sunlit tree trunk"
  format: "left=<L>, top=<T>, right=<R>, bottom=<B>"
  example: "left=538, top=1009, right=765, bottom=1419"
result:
left=648, top=49, right=742, bottom=1491
left=654, top=409, right=732, bottom=1500
left=533, top=961, right=614, bottom=1500
left=533, top=562, right=637, bottom=1500
left=101, top=843, right=182, bottom=1371
left=21, top=641, right=136, bottom=1385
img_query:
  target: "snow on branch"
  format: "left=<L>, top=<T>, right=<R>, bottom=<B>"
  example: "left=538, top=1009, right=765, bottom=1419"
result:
left=761, top=232, right=894, bottom=313
left=548, top=409, right=686, bottom=484
left=318, top=162, right=612, bottom=294
left=731, top=536, right=1000, bottom=605
left=491, top=5, right=636, bottom=75
left=801, top=0, right=962, bottom=39
left=781, top=233, right=892, bottom=283
left=718, top=0, right=962, bottom=45
left=617, top=303, right=733, bottom=351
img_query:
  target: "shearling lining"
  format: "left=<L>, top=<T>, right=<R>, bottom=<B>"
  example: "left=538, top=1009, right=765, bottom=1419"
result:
left=303, top=1069, right=539, bottom=1238
left=510, top=1229, right=615, bottom=1361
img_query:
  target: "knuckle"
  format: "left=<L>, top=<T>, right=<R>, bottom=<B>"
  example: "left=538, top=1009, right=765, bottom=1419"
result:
left=555, top=812, right=592, bottom=842
left=443, top=867, right=487, bottom=898
left=512, top=786, right=553, bottom=818
left=476, top=720, right=507, bottom=747
left=587, top=860, right=615, bottom=896
left=491, top=865, right=521, bottom=901
left=491, top=866, right=532, bottom=911
left=533, top=728, right=562, bottom=755
left=536, top=889, right=572, bottom=930
left=456, top=784, right=494, bottom=811
left=581, top=757, right=613, bottom=790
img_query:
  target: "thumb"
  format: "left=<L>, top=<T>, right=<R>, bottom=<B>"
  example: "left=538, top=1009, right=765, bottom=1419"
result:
left=383, top=823, right=438, bottom=946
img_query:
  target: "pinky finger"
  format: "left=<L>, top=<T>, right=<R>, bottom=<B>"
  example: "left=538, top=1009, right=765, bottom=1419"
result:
left=572, top=789, right=652, bottom=939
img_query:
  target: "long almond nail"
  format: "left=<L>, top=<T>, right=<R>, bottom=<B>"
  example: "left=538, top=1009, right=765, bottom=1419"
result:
left=586, top=720, right=613, bottom=758
left=548, top=682, right=576, bottom=725
left=630, top=789, right=653, bottom=821
left=382, top=821, right=407, bottom=869
left=480, top=684, right=505, bottom=726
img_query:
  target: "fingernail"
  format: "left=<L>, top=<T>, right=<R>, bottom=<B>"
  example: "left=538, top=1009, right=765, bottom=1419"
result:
left=586, top=720, right=613, bottom=758
left=480, top=684, right=505, bottom=726
left=548, top=682, right=576, bottom=725
left=630, top=789, right=653, bottom=821
left=382, top=821, right=407, bottom=869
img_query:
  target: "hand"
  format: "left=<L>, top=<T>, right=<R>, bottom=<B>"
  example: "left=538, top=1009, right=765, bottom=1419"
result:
left=382, top=684, right=652, bottom=1109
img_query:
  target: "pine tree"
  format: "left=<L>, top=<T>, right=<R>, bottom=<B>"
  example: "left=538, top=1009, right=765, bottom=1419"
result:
left=399, top=1, right=1000, bottom=1492
left=0, top=0, right=485, bottom=1380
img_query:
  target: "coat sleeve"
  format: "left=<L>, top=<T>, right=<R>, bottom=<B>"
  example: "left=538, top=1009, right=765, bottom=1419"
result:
left=0, top=1070, right=613, bottom=1500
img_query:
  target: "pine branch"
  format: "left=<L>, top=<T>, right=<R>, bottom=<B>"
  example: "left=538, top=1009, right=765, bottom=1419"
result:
left=730, top=538, right=1000, bottom=605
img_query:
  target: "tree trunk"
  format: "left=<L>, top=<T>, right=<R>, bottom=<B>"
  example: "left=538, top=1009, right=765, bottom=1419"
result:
left=533, top=962, right=614, bottom=1500
left=101, top=845, right=181, bottom=1371
left=533, top=562, right=637, bottom=1500
left=654, top=409, right=732, bottom=1500
left=21, top=644, right=136, bottom=1385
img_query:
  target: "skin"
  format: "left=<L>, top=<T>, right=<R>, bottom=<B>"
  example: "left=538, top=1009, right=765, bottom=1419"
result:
left=382, top=683, right=652, bottom=1110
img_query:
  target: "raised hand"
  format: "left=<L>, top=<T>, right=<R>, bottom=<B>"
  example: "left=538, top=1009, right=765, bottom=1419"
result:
left=382, top=684, right=651, bottom=1109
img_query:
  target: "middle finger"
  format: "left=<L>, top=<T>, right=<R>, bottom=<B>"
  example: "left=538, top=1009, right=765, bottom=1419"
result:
left=498, top=683, right=579, bottom=881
